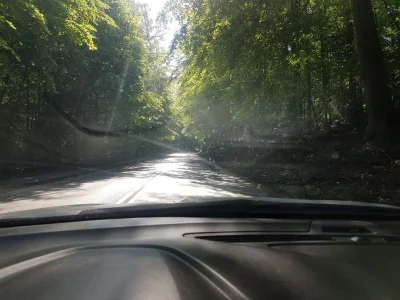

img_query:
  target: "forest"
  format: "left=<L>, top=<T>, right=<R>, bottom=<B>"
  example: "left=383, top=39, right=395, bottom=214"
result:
left=1, top=0, right=171, bottom=175
left=171, top=0, right=400, bottom=141
left=1, top=0, right=400, bottom=202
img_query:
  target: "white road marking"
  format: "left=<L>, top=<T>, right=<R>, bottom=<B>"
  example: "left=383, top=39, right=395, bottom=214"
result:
left=116, top=170, right=164, bottom=204
left=0, top=153, right=274, bottom=213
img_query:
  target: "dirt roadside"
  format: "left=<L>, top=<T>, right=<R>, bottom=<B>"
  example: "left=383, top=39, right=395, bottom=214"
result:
left=203, top=124, right=400, bottom=205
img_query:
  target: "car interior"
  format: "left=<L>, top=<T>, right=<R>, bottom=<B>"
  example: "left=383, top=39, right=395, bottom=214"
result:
left=1, top=212, right=399, bottom=300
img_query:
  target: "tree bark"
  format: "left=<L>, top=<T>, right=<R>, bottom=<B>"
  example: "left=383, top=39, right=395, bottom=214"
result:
left=345, top=21, right=364, bottom=127
left=305, top=64, right=318, bottom=128
left=321, top=39, right=330, bottom=126
left=351, top=0, right=393, bottom=140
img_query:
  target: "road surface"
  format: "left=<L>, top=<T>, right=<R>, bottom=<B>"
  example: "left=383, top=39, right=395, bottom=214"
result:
left=0, top=153, right=275, bottom=214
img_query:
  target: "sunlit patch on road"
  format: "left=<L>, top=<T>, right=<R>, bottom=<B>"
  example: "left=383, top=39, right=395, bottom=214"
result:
left=0, top=153, right=271, bottom=214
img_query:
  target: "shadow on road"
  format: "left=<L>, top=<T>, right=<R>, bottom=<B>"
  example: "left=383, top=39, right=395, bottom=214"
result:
left=162, top=156, right=270, bottom=198
left=0, top=156, right=167, bottom=203
left=0, top=153, right=275, bottom=205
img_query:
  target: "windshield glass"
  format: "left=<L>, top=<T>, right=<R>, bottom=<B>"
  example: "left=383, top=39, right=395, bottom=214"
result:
left=1, top=0, right=399, bottom=215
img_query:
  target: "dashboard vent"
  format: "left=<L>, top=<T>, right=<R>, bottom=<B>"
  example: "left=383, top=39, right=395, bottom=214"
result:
left=185, top=233, right=332, bottom=243
left=384, top=236, right=400, bottom=243
left=321, top=226, right=371, bottom=234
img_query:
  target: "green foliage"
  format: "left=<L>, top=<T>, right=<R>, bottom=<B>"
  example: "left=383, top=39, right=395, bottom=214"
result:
left=1, top=0, right=399, bottom=169
left=170, top=0, right=400, bottom=141
left=0, top=0, right=172, bottom=168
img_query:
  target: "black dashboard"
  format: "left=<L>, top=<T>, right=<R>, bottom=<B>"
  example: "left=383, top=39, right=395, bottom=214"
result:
left=0, top=217, right=399, bottom=300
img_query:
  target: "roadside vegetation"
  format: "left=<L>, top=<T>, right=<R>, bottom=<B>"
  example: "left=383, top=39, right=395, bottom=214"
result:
left=0, top=0, right=171, bottom=176
left=1, top=0, right=400, bottom=203
left=166, top=0, right=400, bottom=204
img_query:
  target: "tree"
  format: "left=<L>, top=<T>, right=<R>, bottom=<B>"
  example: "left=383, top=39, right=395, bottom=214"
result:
left=167, top=0, right=399, bottom=145
left=0, top=0, right=173, bottom=176
left=351, top=0, right=393, bottom=140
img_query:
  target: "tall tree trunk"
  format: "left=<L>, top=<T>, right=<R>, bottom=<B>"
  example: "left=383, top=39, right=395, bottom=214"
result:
left=321, top=37, right=330, bottom=126
left=0, top=75, right=9, bottom=104
left=346, top=21, right=364, bottom=128
left=351, top=0, right=393, bottom=140
left=305, top=64, right=318, bottom=128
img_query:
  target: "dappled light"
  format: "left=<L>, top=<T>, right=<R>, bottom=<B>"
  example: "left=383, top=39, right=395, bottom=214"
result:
left=1, top=0, right=400, bottom=213
left=0, top=153, right=273, bottom=213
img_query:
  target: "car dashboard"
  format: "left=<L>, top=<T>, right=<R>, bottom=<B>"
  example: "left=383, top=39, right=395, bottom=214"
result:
left=0, top=217, right=399, bottom=300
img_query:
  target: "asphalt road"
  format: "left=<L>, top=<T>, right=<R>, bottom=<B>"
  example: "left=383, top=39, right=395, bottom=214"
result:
left=0, top=153, right=274, bottom=214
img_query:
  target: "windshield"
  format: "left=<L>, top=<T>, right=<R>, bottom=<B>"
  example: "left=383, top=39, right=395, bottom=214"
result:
left=0, top=0, right=399, bottom=215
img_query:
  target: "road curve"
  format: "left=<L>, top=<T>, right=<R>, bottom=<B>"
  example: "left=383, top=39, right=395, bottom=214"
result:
left=0, top=153, right=275, bottom=214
